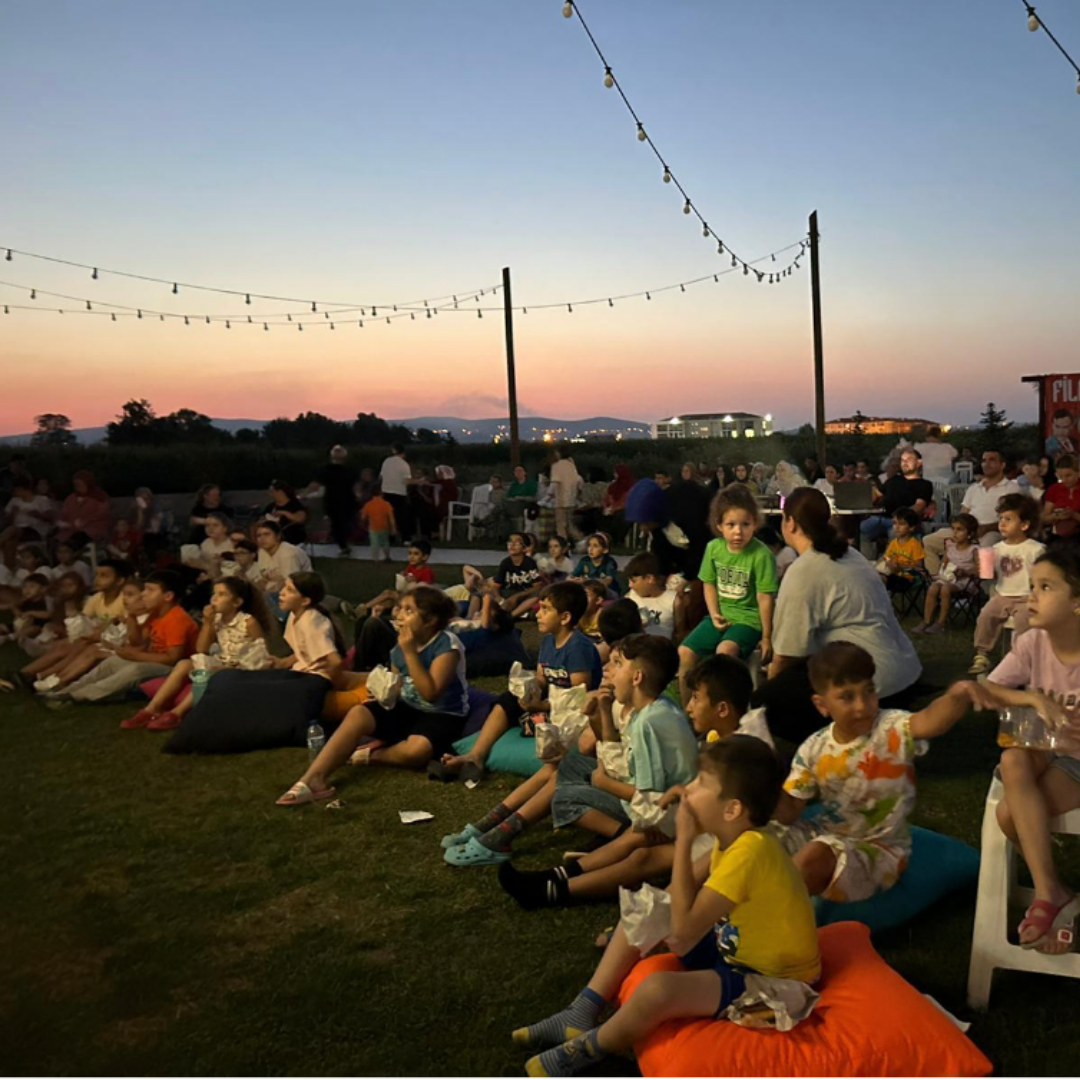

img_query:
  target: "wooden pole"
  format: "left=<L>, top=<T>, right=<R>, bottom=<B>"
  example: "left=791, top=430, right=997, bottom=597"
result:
left=502, top=266, right=521, bottom=469
left=809, top=211, right=826, bottom=469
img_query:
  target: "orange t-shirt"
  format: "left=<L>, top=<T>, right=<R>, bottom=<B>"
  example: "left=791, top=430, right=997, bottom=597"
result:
left=147, top=605, right=199, bottom=657
left=362, top=496, right=394, bottom=532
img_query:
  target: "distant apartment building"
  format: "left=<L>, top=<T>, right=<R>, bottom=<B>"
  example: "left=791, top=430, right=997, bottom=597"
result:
left=652, top=412, right=773, bottom=441
left=825, top=415, right=945, bottom=436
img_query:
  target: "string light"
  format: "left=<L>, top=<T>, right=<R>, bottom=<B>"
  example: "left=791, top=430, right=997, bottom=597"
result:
left=1021, top=1, right=1080, bottom=93
left=683, top=199, right=691, bottom=215
left=662, top=166, right=671, bottom=183
left=562, top=0, right=573, bottom=15
left=603, top=66, right=613, bottom=88
left=172, top=282, right=178, bottom=295
left=91, top=267, right=98, bottom=280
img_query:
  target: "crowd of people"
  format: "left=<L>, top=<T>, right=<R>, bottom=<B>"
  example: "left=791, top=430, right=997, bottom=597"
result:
left=1, top=430, right=1078, bottom=1075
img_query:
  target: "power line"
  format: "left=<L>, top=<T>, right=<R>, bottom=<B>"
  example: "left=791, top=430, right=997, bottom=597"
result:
left=1022, top=2, right=1080, bottom=93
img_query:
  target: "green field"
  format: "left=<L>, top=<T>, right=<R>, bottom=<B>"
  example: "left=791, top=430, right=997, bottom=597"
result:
left=2, top=557, right=1079, bottom=1076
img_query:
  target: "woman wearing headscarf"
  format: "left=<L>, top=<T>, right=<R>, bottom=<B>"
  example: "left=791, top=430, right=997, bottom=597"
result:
left=766, top=460, right=805, bottom=499
left=749, top=462, right=771, bottom=494
left=57, top=471, right=110, bottom=547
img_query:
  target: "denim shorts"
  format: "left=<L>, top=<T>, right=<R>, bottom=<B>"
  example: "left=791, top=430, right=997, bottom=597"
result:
left=551, top=751, right=633, bottom=830
left=678, top=929, right=749, bottom=1018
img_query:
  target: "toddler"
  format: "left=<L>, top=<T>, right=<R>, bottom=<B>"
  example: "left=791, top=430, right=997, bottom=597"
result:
left=877, top=507, right=924, bottom=587
left=915, top=513, right=979, bottom=634
left=360, top=484, right=396, bottom=562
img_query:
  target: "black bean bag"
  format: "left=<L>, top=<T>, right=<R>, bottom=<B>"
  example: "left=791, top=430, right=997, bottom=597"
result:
left=162, top=669, right=331, bottom=755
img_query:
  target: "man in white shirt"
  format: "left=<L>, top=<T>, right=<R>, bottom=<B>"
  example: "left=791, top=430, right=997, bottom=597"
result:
left=549, top=448, right=581, bottom=538
left=379, top=444, right=414, bottom=541
left=923, top=448, right=1020, bottom=573
left=914, top=427, right=958, bottom=482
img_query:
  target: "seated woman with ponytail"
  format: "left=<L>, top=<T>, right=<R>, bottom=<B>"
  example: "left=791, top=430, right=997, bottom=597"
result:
left=752, top=488, right=922, bottom=743
left=277, top=585, right=469, bottom=806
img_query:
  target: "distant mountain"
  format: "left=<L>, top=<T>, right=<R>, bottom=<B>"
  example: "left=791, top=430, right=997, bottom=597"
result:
left=0, top=415, right=652, bottom=446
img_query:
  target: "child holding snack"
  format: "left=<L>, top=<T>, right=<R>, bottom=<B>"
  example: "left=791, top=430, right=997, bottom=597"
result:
left=915, top=513, right=979, bottom=634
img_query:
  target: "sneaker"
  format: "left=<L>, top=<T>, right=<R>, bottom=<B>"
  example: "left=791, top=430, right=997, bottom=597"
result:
left=968, top=653, right=991, bottom=676
left=119, top=709, right=156, bottom=730
left=146, top=711, right=183, bottom=731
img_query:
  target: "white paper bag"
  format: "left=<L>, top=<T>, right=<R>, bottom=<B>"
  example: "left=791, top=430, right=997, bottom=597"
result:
left=100, top=621, right=128, bottom=649
left=368, top=665, right=403, bottom=707
left=394, top=573, right=408, bottom=593
left=723, top=976, right=820, bottom=1031
left=619, top=884, right=672, bottom=954
left=548, top=685, right=590, bottom=743
left=180, top=543, right=202, bottom=565
left=508, top=661, right=538, bottom=704
left=534, top=722, right=568, bottom=762
left=629, top=789, right=678, bottom=838
left=64, top=614, right=96, bottom=642
left=597, top=740, right=630, bottom=782
left=190, top=652, right=223, bottom=673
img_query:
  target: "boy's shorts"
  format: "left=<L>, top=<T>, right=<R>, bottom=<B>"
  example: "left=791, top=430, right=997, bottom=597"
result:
left=773, top=819, right=908, bottom=903
left=678, top=930, right=749, bottom=1018
left=369, top=530, right=390, bottom=550
left=681, top=616, right=761, bottom=660
left=551, top=751, right=633, bottom=830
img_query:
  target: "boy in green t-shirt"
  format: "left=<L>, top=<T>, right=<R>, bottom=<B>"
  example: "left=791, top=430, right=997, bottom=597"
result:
left=678, top=485, right=777, bottom=705
left=513, top=735, right=819, bottom=1077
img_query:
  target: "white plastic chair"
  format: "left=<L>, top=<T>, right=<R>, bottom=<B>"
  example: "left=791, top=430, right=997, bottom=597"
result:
left=442, top=500, right=472, bottom=542
left=950, top=483, right=971, bottom=517
left=931, top=479, right=952, bottom=523
left=966, top=773, right=1080, bottom=1010
left=467, top=485, right=494, bottom=541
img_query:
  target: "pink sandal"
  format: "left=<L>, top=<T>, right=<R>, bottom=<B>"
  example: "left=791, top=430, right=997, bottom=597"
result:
left=1019, top=897, right=1080, bottom=952
left=275, top=781, right=336, bottom=807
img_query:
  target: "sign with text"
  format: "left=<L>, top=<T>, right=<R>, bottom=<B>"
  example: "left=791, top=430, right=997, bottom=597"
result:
left=1041, top=374, right=1080, bottom=462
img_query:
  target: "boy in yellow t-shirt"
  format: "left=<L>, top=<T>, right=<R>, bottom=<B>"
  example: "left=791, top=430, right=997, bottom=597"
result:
left=879, top=507, right=925, bottom=585
left=514, top=736, right=820, bottom=1077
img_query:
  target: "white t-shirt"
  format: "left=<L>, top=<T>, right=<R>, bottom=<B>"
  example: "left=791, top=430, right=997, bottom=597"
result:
left=379, top=455, right=412, bottom=497
left=5, top=494, right=52, bottom=532
left=813, top=478, right=835, bottom=498
left=628, top=588, right=676, bottom=639
left=549, top=458, right=581, bottom=508
left=772, top=548, right=922, bottom=698
left=994, top=538, right=1046, bottom=597
left=737, top=707, right=775, bottom=750
left=256, top=542, right=313, bottom=583
left=915, top=441, right=958, bottom=480
left=962, top=477, right=1022, bottom=526
left=284, top=609, right=339, bottom=679
left=201, top=537, right=234, bottom=561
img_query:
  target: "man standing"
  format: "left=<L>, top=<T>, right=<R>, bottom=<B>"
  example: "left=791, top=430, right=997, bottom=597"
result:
left=859, top=448, right=933, bottom=557
left=549, top=447, right=581, bottom=539
left=310, top=445, right=358, bottom=557
left=379, top=443, right=414, bottom=542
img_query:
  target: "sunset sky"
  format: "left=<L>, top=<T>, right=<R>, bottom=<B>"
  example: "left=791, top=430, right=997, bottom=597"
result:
left=2, top=0, right=1078, bottom=436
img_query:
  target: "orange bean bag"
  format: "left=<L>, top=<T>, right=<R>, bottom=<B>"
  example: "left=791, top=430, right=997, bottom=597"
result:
left=616, top=921, right=991, bottom=1077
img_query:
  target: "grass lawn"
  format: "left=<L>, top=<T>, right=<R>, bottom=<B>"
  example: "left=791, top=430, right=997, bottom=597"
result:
left=2, top=557, right=1080, bottom=1076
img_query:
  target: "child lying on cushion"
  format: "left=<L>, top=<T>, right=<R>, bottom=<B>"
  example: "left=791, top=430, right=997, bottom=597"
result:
left=443, top=634, right=696, bottom=868
left=514, top=735, right=819, bottom=1077
left=772, top=640, right=981, bottom=903
left=498, top=654, right=773, bottom=909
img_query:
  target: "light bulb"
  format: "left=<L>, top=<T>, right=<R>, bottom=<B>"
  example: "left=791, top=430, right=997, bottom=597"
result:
left=226, top=320, right=231, bottom=329
left=713, top=274, right=718, bottom=283
left=137, top=308, right=143, bottom=318
left=743, top=265, right=749, bottom=276
left=110, top=313, right=116, bottom=321
left=331, top=322, right=336, bottom=329
left=86, top=301, right=91, bottom=310
left=372, top=306, right=378, bottom=317
left=30, top=288, right=36, bottom=299
left=636, top=123, right=646, bottom=141
left=680, top=283, right=685, bottom=293
left=717, top=240, right=724, bottom=254
left=771, top=253, right=776, bottom=262
left=359, top=320, right=364, bottom=328
left=184, top=316, right=189, bottom=325
left=1028, top=11, right=1039, bottom=31
left=245, top=293, right=251, bottom=304
left=159, top=314, right=164, bottom=321
left=248, top=315, right=252, bottom=324
left=426, top=309, right=432, bottom=318
left=1076, top=76, right=1080, bottom=94
left=91, top=267, right=98, bottom=280
left=567, top=304, right=572, bottom=313
left=662, top=166, right=671, bottom=183
left=4, top=249, right=11, bottom=261
left=206, top=315, right=211, bottom=324
left=3, top=304, right=8, bottom=314
left=311, top=301, right=317, bottom=313
left=731, top=256, right=737, bottom=268
left=287, top=313, right=293, bottom=322
left=703, top=224, right=710, bottom=238
left=299, top=323, right=304, bottom=331
left=603, top=67, right=613, bottom=88
left=478, top=309, right=483, bottom=318
left=264, top=323, right=269, bottom=331
left=172, top=282, right=179, bottom=295
left=683, top=199, right=691, bottom=214
left=608, top=298, right=613, bottom=307
left=562, top=1, right=573, bottom=16
left=645, top=292, right=651, bottom=300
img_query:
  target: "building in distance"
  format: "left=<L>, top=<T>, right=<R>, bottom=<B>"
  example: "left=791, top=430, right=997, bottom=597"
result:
left=825, top=415, right=948, bottom=436
left=652, top=412, right=773, bottom=441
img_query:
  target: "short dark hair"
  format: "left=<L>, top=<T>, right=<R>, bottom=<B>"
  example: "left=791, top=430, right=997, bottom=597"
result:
left=233, top=539, right=258, bottom=554
left=625, top=552, right=663, bottom=579
left=98, top=558, right=133, bottom=579
left=508, top=531, right=528, bottom=545
left=409, top=539, right=433, bottom=557
left=892, top=507, right=921, bottom=529
left=24, top=572, right=50, bottom=587
left=408, top=585, right=457, bottom=631
left=684, top=655, right=754, bottom=716
left=597, top=599, right=643, bottom=645
left=950, top=513, right=979, bottom=538
left=145, top=569, right=184, bottom=600
left=541, top=581, right=588, bottom=625
left=698, top=734, right=783, bottom=826
left=808, top=641, right=876, bottom=694
left=709, top=484, right=760, bottom=532
left=256, top=518, right=282, bottom=536
left=582, top=579, right=608, bottom=601
left=1035, top=547, right=1080, bottom=597
left=1056, top=454, right=1077, bottom=472
left=997, top=493, right=1040, bottom=528
left=619, top=633, right=679, bottom=696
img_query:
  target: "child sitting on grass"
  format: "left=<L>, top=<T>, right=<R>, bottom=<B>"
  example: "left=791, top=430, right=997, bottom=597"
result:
left=432, top=581, right=601, bottom=784
left=277, top=585, right=468, bottom=806
left=344, top=540, right=436, bottom=620
left=444, top=634, right=695, bottom=867
left=625, top=552, right=676, bottom=640
left=121, top=576, right=275, bottom=731
left=678, top=485, right=777, bottom=703
left=576, top=580, right=607, bottom=647
left=514, top=736, right=819, bottom=1078
left=914, top=512, right=979, bottom=634
left=10, top=573, right=53, bottom=653
left=571, top=533, right=621, bottom=596
left=499, top=654, right=773, bottom=908
left=53, top=570, right=198, bottom=704
left=877, top=507, right=925, bottom=587
left=975, top=548, right=1080, bottom=953
left=492, top=532, right=543, bottom=616
left=538, top=534, right=576, bottom=581
left=773, top=641, right=981, bottom=902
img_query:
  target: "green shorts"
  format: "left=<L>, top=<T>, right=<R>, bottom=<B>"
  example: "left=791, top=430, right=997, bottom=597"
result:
left=681, top=617, right=762, bottom=659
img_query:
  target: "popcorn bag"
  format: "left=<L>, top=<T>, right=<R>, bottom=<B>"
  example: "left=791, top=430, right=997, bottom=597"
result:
left=619, top=883, right=672, bottom=954
left=180, top=543, right=202, bottom=564
left=534, top=722, right=567, bottom=763
left=629, top=789, right=677, bottom=838
left=548, top=685, right=590, bottom=741
left=100, top=621, right=128, bottom=649
left=190, top=652, right=222, bottom=673
left=597, top=740, right=630, bottom=782
left=508, top=661, right=538, bottom=704
left=64, top=614, right=96, bottom=642
left=368, top=665, right=403, bottom=708
left=394, top=573, right=409, bottom=593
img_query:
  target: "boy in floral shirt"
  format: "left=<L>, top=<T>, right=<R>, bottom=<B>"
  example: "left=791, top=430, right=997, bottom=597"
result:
left=773, top=642, right=980, bottom=902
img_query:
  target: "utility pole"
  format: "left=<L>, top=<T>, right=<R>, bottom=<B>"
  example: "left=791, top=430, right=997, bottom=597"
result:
left=808, top=211, right=826, bottom=470
left=502, top=266, right=521, bottom=468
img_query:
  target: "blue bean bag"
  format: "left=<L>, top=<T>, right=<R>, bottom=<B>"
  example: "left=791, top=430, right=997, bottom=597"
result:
left=451, top=728, right=544, bottom=778
left=813, top=825, right=980, bottom=933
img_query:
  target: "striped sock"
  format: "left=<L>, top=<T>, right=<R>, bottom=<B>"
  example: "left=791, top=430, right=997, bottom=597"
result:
left=513, top=990, right=606, bottom=1050
left=526, top=1028, right=604, bottom=1076
left=471, top=801, right=512, bottom=834
left=477, top=811, right=525, bottom=853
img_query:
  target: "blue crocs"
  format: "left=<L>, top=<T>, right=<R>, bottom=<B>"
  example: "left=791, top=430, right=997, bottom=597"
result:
left=440, top=822, right=482, bottom=850
left=443, top=835, right=511, bottom=867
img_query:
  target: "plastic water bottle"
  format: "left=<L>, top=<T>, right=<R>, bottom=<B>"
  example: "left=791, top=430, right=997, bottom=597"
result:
left=306, top=720, right=326, bottom=762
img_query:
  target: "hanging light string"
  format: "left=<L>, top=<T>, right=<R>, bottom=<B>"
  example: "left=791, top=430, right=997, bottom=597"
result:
left=0, top=244, right=500, bottom=312
left=559, top=1, right=806, bottom=280
left=1022, top=2, right=1080, bottom=94
left=0, top=235, right=807, bottom=328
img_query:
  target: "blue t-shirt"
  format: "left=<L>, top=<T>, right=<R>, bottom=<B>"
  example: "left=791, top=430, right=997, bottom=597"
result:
left=390, top=630, right=469, bottom=715
left=623, top=697, right=698, bottom=796
left=572, top=554, right=622, bottom=596
left=538, top=629, right=604, bottom=691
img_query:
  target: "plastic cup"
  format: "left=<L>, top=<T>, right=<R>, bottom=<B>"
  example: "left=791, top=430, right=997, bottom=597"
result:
left=978, top=547, right=996, bottom=580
